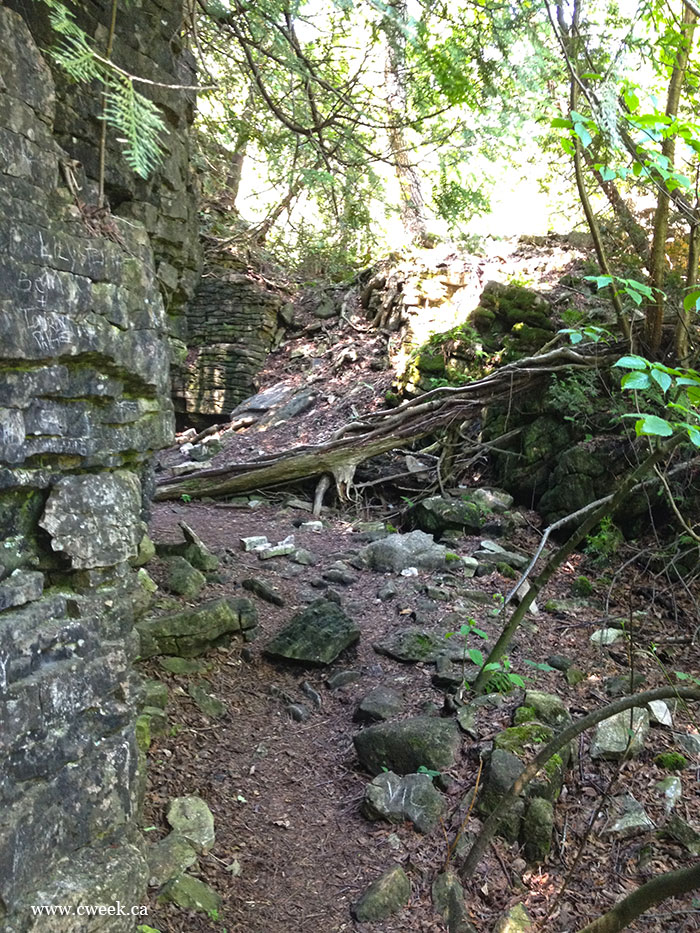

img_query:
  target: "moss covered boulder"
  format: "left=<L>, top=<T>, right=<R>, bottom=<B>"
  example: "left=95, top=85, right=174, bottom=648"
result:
left=354, top=715, right=460, bottom=776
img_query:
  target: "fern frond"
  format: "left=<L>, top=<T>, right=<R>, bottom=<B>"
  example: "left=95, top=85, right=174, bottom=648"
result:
left=103, top=75, right=167, bottom=178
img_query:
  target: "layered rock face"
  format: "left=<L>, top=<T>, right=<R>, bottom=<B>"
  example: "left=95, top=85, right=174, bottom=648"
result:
left=174, top=269, right=291, bottom=420
left=0, top=2, right=198, bottom=928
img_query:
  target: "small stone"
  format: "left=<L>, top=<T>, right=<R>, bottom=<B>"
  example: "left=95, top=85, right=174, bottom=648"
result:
left=546, top=655, right=572, bottom=672
left=166, top=796, right=215, bottom=854
left=521, top=797, right=554, bottom=862
left=461, top=556, right=478, bottom=577
left=188, top=682, right=227, bottom=718
left=258, top=543, right=296, bottom=560
left=144, top=679, right=169, bottom=709
left=163, top=556, right=206, bottom=598
left=131, top=533, right=156, bottom=567
left=655, top=776, right=682, bottom=813
left=377, top=581, right=398, bottom=601
left=300, top=521, right=323, bottom=532
left=355, top=686, right=404, bottom=722
left=327, top=669, right=362, bottom=690
left=493, top=902, right=533, bottom=932
left=291, top=548, right=317, bottom=565
left=323, top=567, right=357, bottom=585
left=354, top=716, right=460, bottom=776
left=158, top=657, right=207, bottom=675
left=590, top=709, right=649, bottom=760
left=287, top=703, right=311, bottom=722
left=361, top=530, right=449, bottom=572
left=565, top=667, right=586, bottom=686
left=590, top=628, right=624, bottom=646
left=606, top=794, right=654, bottom=839
left=431, top=871, right=476, bottom=933
left=648, top=700, right=673, bottom=726
left=661, top=814, right=700, bottom=855
left=352, top=865, right=410, bottom=922
left=674, top=732, right=700, bottom=757
left=147, top=833, right=198, bottom=887
left=297, top=681, right=321, bottom=708
left=605, top=673, right=646, bottom=696
left=158, top=875, right=222, bottom=914
left=524, top=691, right=572, bottom=729
left=241, top=577, right=285, bottom=606
left=241, top=536, right=270, bottom=551
left=264, top=599, right=360, bottom=665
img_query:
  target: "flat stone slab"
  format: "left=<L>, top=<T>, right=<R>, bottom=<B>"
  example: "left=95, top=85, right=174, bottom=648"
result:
left=0, top=569, right=44, bottom=611
left=137, top=596, right=257, bottom=658
left=354, top=715, right=460, bottom=776
left=264, top=598, right=360, bottom=665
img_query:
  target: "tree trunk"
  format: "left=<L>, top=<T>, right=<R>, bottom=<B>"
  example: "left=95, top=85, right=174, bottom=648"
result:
left=576, top=860, right=700, bottom=933
left=382, top=0, right=430, bottom=246
left=647, top=3, right=697, bottom=353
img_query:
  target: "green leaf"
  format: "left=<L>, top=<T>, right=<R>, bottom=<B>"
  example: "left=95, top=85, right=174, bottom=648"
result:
left=570, top=110, right=586, bottom=122
left=686, top=386, right=700, bottom=404
left=584, top=274, right=613, bottom=290
left=551, top=117, right=573, bottom=128
left=621, top=370, right=650, bottom=390
left=687, top=426, right=700, bottom=447
left=650, top=368, right=672, bottom=393
left=573, top=121, right=592, bottom=148
left=624, top=89, right=640, bottom=111
left=467, top=648, right=484, bottom=667
left=635, top=415, right=673, bottom=437
left=508, top=674, right=526, bottom=687
left=470, top=627, right=488, bottom=640
left=677, top=376, right=700, bottom=387
left=683, top=290, right=700, bottom=312
left=600, top=166, right=617, bottom=182
left=614, top=355, right=648, bottom=370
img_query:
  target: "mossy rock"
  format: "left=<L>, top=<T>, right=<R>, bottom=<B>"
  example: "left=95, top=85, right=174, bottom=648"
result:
left=416, top=352, right=446, bottom=375
left=493, top=722, right=554, bottom=755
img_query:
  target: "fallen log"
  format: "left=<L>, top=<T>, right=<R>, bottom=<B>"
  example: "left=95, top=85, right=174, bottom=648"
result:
left=154, top=343, right=618, bottom=502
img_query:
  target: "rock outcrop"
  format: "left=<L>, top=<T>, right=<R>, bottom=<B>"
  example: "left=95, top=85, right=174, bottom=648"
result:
left=0, top=2, right=198, bottom=928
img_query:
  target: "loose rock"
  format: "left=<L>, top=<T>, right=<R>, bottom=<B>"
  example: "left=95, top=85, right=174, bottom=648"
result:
left=265, top=599, right=360, bottom=665
left=352, top=865, right=410, bottom=922
left=363, top=771, right=445, bottom=832
left=354, top=715, right=460, bottom=776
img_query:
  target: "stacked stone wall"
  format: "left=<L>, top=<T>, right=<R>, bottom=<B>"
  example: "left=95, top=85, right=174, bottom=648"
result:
left=174, top=270, right=291, bottom=419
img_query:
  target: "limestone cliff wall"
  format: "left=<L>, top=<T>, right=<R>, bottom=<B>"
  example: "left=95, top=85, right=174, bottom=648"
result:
left=0, top=2, right=199, bottom=929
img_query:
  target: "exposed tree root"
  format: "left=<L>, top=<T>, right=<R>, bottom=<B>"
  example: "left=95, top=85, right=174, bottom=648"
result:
left=155, top=344, right=617, bottom=502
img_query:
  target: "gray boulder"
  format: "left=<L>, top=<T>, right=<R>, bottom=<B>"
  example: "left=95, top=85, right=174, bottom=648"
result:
left=264, top=599, right=359, bottom=665
left=432, top=872, right=476, bottom=933
left=590, top=708, right=649, bottom=760
left=354, top=715, right=460, bottom=776
left=363, top=771, right=445, bottom=832
left=412, top=496, right=483, bottom=535
left=352, top=865, right=410, bottom=922
left=361, top=530, right=448, bottom=572
left=521, top=797, right=554, bottom=862
left=355, top=686, right=405, bottom=722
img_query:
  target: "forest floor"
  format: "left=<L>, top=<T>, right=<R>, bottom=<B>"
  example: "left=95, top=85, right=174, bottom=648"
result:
left=141, top=237, right=700, bottom=933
